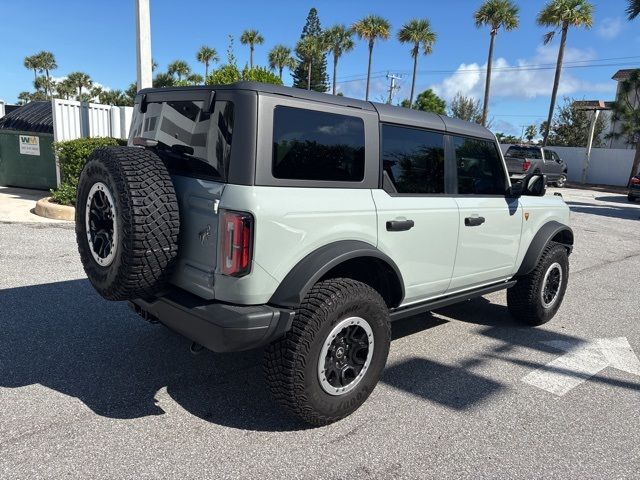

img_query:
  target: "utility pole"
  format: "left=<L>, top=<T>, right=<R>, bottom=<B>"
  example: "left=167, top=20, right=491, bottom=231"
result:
left=386, top=73, right=402, bottom=105
left=135, top=0, right=153, bottom=91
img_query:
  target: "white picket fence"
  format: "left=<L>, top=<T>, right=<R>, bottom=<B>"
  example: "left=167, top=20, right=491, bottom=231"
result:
left=52, top=98, right=133, bottom=142
left=51, top=98, right=134, bottom=185
left=500, top=144, right=636, bottom=187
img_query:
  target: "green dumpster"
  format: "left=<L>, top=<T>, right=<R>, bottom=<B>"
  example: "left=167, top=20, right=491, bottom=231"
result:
left=0, top=130, right=57, bottom=190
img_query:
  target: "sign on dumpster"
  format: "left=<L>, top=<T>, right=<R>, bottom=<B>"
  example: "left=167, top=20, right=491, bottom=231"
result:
left=19, top=135, right=40, bottom=156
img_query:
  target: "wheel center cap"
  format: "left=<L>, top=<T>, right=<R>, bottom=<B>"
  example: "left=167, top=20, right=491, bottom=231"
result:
left=335, top=347, right=345, bottom=359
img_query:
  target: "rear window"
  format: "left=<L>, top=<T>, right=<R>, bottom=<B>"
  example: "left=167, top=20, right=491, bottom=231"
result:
left=272, top=106, right=365, bottom=182
left=505, top=145, right=542, bottom=159
left=129, top=100, right=234, bottom=181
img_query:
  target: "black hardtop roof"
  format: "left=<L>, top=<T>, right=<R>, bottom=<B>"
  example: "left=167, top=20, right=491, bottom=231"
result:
left=137, top=82, right=495, bottom=140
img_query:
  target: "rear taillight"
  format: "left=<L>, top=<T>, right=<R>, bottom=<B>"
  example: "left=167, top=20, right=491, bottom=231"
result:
left=220, top=210, right=253, bottom=277
left=631, top=176, right=640, bottom=185
left=522, top=161, right=531, bottom=172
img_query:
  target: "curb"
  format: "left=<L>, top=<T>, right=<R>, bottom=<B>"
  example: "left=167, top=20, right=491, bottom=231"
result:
left=34, top=197, right=75, bottom=221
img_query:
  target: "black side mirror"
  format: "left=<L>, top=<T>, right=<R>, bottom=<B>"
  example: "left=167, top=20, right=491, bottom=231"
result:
left=507, top=172, right=547, bottom=198
left=525, top=173, right=547, bottom=196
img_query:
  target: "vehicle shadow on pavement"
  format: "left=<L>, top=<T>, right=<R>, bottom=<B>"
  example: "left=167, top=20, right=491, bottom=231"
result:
left=566, top=200, right=640, bottom=221
left=0, top=279, right=306, bottom=432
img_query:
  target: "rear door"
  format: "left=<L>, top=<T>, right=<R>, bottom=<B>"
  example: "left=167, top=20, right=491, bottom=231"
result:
left=372, top=124, right=459, bottom=305
left=450, top=135, right=523, bottom=291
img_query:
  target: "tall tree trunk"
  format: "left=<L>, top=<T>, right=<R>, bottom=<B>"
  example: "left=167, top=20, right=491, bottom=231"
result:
left=279, top=66, right=283, bottom=80
left=542, top=25, right=568, bottom=147
left=205, top=62, right=209, bottom=79
left=481, top=29, right=496, bottom=127
left=45, top=69, right=51, bottom=98
left=332, top=54, right=338, bottom=95
left=409, top=48, right=418, bottom=108
left=307, top=61, right=312, bottom=90
left=365, top=41, right=374, bottom=101
left=250, top=46, right=254, bottom=69
left=629, top=144, right=640, bottom=185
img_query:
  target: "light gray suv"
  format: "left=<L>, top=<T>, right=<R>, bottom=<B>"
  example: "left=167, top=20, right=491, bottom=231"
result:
left=75, top=82, right=573, bottom=425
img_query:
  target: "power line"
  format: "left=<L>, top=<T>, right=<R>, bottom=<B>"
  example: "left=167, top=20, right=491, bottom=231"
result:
left=336, top=56, right=640, bottom=84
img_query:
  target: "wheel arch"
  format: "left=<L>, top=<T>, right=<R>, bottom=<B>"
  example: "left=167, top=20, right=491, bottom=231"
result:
left=268, top=240, right=405, bottom=309
left=516, top=220, right=573, bottom=276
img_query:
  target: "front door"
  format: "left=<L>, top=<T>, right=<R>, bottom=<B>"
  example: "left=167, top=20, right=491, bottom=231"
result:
left=373, top=124, right=459, bottom=305
left=543, top=149, right=563, bottom=181
left=450, top=135, right=523, bottom=291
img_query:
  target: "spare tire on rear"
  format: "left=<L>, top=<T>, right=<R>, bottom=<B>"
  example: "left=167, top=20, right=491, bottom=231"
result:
left=75, top=146, right=180, bottom=301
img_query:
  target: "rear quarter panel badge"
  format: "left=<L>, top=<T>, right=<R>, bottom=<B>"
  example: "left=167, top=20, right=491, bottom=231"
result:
left=199, top=225, right=211, bottom=245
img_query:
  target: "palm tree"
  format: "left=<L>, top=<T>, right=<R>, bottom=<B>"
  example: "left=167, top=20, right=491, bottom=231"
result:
left=23, top=55, right=40, bottom=85
left=628, top=0, right=640, bottom=19
left=36, top=51, right=57, bottom=98
left=538, top=0, right=594, bottom=146
left=196, top=46, right=218, bottom=78
left=240, top=29, right=264, bottom=69
left=474, top=1, right=519, bottom=126
left=397, top=19, right=437, bottom=108
left=187, top=73, right=204, bottom=85
left=55, top=79, right=76, bottom=100
left=296, top=36, right=323, bottom=90
left=66, top=72, right=93, bottom=100
left=324, top=25, right=355, bottom=95
left=268, top=45, right=295, bottom=81
left=17, top=91, right=32, bottom=105
left=352, top=15, right=391, bottom=101
left=167, top=60, right=191, bottom=81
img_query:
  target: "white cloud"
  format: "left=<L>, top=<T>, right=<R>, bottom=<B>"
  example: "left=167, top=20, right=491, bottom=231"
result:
left=429, top=45, right=615, bottom=102
left=598, top=17, right=623, bottom=39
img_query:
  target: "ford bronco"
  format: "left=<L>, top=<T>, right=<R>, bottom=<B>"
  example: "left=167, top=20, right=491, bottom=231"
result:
left=75, top=82, right=573, bottom=426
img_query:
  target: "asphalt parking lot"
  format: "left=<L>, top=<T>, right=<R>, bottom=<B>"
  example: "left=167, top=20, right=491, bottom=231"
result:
left=1, top=187, right=639, bottom=479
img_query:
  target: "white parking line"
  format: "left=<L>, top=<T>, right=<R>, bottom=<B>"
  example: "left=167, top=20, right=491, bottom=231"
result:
left=522, top=337, right=640, bottom=396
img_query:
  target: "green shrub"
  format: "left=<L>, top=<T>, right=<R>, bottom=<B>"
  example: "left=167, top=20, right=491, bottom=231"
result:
left=206, top=64, right=242, bottom=85
left=205, top=64, right=283, bottom=86
left=241, top=66, right=283, bottom=85
left=50, top=137, right=126, bottom=206
left=50, top=182, right=77, bottom=206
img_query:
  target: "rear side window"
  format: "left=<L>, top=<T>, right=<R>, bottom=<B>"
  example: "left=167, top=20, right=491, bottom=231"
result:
left=129, top=100, right=234, bottom=181
left=272, top=106, right=365, bottom=182
left=454, top=136, right=506, bottom=195
left=381, top=124, right=445, bottom=194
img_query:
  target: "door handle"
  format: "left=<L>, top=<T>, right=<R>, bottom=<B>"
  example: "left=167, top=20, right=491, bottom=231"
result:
left=465, top=216, right=485, bottom=227
left=386, top=219, right=414, bottom=232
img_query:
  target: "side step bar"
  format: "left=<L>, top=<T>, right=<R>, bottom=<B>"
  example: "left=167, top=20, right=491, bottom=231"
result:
left=389, top=280, right=517, bottom=321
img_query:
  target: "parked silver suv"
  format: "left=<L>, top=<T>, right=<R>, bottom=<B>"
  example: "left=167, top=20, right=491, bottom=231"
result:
left=75, top=82, right=573, bottom=425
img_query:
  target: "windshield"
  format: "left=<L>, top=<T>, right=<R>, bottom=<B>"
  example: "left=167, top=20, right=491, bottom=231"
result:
left=506, top=146, right=542, bottom=159
left=129, top=99, right=234, bottom=181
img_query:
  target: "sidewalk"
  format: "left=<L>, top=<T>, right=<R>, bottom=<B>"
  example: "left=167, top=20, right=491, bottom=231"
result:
left=0, top=186, right=69, bottom=223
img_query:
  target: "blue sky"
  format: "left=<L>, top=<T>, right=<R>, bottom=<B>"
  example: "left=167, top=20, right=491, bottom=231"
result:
left=0, top=0, right=637, bottom=135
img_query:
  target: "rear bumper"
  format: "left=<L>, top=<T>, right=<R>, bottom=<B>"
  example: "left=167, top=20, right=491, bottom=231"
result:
left=130, top=289, right=295, bottom=353
left=629, top=185, right=640, bottom=198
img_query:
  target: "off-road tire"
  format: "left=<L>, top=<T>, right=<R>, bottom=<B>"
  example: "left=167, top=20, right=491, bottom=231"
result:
left=76, top=146, right=180, bottom=300
left=264, top=278, right=391, bottom=426
left=507, top=242, right=569, bottom=326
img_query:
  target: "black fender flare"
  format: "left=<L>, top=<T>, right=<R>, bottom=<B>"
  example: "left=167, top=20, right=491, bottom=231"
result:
left=516, top=221, right=573, bottom=276
left=268, top=240, right=405, bottom=309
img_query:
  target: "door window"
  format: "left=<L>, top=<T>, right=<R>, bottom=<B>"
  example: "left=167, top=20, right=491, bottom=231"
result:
left=454, top=136, right=507, bottom=195
left=381, top=124, right=445, bottom=194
